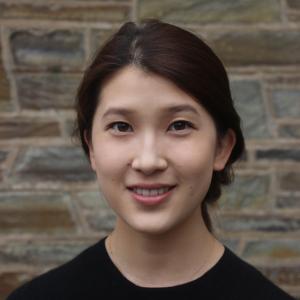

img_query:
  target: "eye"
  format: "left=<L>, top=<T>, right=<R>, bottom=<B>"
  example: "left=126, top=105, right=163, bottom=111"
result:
left=168, top=120, right=194, bottom=132
left=106, top=122, right=132, bottom=133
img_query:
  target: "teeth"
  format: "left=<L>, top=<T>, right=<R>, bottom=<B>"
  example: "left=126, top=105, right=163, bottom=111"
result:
left=133, top=187, right=171, bottom=196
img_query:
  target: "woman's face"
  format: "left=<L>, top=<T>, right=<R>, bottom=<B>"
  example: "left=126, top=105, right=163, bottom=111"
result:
left=87, top=65, right=234, bottom=235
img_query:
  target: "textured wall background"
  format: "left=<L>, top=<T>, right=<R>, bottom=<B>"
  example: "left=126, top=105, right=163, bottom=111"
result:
left=0, top=0, right=299, bottom=299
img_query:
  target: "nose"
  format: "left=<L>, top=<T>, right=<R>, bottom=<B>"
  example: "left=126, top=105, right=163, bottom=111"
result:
left=131, top=134, right=168, bottom=175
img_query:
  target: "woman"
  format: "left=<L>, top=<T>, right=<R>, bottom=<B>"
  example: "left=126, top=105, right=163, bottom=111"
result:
left=7, top=19, right=295, bottom=300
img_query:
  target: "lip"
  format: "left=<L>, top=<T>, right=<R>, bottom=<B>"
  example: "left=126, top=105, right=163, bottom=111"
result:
left=127, top=183, right=176, bottom=189
left=128, top=186, right=176, bottom=206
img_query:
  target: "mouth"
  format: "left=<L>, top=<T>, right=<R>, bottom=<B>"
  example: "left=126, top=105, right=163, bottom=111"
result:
left=127, top=185, right=177, bottom=206
left=127, top=185, right=176, bottom=196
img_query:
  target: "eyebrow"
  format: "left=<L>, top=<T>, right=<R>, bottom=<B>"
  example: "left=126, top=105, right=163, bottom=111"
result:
left=102, top=104, right=200, bottom=118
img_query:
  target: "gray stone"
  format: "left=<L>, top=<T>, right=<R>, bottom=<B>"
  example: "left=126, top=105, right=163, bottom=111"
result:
left=76, top=190, right=110, bottom=211
left=256, top=149, right=300, bottom=162
left=279, top=124, right=300, bottom=138
left=243, top=240, right=300, bottom=260
left=279, top=172, right=300, bottom=192
left=76, top=190, right=116, bottom=231
left=90, top=29, right=118, bottom=57
left=219, top=215, right=300, bottom=232
left=0, top=3, right=130, bottom=22
left=66, top=119, right=76, bottom=137
left=86, top=212, right=116, bottom=232
left=0, top=241, right=91, bottom=265
left=0, top=43, right=10, bottom=102
left=138, top=0, right=280, bottom=24
left=230, top=80, right=270, bottom=138
left=276, top=195, right=300, bottom=208
left=0, top=118, right=60, bottom=139
left=12, top=146, right=95, bottom=182
left=10, top=30, right=85, bottom=72
left=16, top=73, right=81, bottom=109
left=207, top=30, right=300, bottom=66
left=0, top=191, right=76, bottom=234
left=271, top=89, right=300, bottom=119
left=0, top=150, right=8, bottom=164
left=287, top=0, right=300, bottom=9
left=219, top=175, right=270, bottom=210
left=219, top=239, right=239, bottom=252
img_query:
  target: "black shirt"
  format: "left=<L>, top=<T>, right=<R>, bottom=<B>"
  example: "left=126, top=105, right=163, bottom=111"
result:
left=7, top=236, right=295, bottom=300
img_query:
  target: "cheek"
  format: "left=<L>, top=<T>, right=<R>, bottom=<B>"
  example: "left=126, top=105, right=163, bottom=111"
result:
left=92, top=141, right=128, bottom=183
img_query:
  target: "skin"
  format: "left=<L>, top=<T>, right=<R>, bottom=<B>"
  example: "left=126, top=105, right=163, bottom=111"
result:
left=86, top=65, right=236, bottom=287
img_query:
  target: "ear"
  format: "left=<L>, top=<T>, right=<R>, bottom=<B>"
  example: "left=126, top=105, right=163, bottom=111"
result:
left=213, top=129, right=236, bottom=171
left=84, top=130, right=96, bottom=171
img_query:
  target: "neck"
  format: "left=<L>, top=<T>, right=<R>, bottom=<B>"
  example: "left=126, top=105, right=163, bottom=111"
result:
left=105, top=209, right=224, bottom=287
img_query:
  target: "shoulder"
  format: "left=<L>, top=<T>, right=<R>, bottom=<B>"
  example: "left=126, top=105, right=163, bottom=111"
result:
left=7, top=238, right=110, bottom=300
left=218, top=247, right=295, bottom=300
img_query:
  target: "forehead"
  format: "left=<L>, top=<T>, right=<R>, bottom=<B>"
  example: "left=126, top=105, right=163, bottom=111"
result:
left=97, top=65, right=204, bottom=115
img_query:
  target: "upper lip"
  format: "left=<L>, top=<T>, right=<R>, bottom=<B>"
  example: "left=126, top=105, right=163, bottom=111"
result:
left=127, top=184, right=176, bottom=189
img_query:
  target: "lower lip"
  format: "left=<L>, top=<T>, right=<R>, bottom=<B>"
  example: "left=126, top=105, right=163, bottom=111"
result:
left=128, top=187, right=175, bottom=206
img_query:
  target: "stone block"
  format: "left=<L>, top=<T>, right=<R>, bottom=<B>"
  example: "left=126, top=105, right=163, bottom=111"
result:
left=76, top=190, right=116, bottom=231
left=219, top=175, right=270, bottom=210
left=276, top=195, right=300, bottom=208
left=90, top=28, right=119, bottom=57
left=206, top=30, right=300, bottom=66
left=279, top=124, right=300, bottom=138
left=230, top=80, right=270, bottom=138
left=279, top=172, right=300, bottom=192
left=0, top=150, right=9, bottom=164
left=10, top=30, right=85, bottom=72
left=287, top=0, right=300, bottom=9
left=256, top=149, right=300, bottom=162
left=259, top=265, right=300, bottom=287
left=0, top=3, right=130, bottom=22
left=12, top=146, right=95, bottom=182
left=271, top=89, right=300, bottom=118
left=0, top=42, right=10, bottom=102
left=65, top=118, right=77, bottom=137
left=0, top=118, right=60, bottom=139
left=243, top=240, right=300, bottom=260
left=0, top=241, right=91, bottom=265
left=0, top=271, right=33, bottom=300
left=219, top=239, right=239, bottom=252
left=16, top=73, right=81, bottom=109
left=76, top=190, right=110, bottom=211
left=0, top=191, right=76, bottom=234
left=86, top=212, right=116, bottom=232
left=218, top=215, right=300, bottom=232
left=138, top=0, right=280, bottom=24
left=287, top=0, right=300, bottom=21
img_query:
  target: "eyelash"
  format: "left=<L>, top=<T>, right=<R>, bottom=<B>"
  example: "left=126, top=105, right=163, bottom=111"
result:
left=106, top=120, right=195, bottom=134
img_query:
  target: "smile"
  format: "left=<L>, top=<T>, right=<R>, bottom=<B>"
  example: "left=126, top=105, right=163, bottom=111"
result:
left=131, top=187, right=172, bottom=196
left=128, top=186, right=176, bottom=206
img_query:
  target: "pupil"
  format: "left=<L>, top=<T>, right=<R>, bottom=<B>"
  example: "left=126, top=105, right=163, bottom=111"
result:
left=118, top=123, right=128, bottom=131
left=174, top=121, right=185, bottom=130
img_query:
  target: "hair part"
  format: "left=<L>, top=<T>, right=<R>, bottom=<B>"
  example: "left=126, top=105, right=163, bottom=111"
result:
left=72, top=19, right=245, bottom=233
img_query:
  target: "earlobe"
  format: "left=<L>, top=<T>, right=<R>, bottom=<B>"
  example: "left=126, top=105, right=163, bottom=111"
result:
left=84, top=130, right=96, bottom=171
left=213, top=129, right=236, bottom=171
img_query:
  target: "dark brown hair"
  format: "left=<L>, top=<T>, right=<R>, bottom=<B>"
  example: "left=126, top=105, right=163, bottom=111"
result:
left=72, top=19, right=245, bottom=232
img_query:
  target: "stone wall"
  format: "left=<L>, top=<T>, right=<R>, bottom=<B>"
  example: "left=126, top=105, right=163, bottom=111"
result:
left=0, top=0, right=299, bottom=298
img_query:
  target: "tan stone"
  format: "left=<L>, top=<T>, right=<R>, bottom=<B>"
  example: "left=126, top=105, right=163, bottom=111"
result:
left=0, top=271, right=33, bottom=299
left=0, top=192, right=76, bottom=234
left=0, top=3, right=130, bottom=22
left=138, top=0, right=280, bottom=24
left=0, top=119, right=60, bottom=139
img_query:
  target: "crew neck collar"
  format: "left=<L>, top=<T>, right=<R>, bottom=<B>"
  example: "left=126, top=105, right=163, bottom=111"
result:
left=99, top=235, right=229, bottom=292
